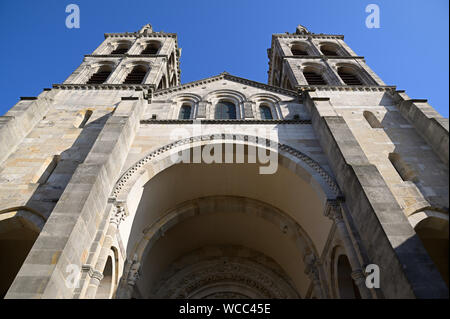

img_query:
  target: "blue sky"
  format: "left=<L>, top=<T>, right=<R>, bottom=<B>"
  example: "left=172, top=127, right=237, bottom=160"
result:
left=0, top=0, right=448, bottom=116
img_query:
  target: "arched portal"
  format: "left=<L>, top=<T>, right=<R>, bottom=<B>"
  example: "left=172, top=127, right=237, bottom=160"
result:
left=110, top=136, right=341, bottom=299
left=410, top=211, right=449, bottom=287
left=0, top=208, right=44, bottom=298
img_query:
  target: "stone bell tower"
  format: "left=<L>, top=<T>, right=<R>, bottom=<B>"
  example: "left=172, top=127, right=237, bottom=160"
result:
left=64, top=23, right=181, bottom=89
left=267, top=25, right=449, bottom=297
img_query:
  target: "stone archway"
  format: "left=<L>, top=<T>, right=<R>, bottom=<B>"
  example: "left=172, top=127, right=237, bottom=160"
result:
left=151, top=246, right=300, bottom=299
left=106, top=135, right=343, bottom=299
left=0, top=207, right=44, bottom=298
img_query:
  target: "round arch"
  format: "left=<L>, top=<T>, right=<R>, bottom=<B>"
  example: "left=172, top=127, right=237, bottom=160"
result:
left=110, top=134, right=340, bottom=204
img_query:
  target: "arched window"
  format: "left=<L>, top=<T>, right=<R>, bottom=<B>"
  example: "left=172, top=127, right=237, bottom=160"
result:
left=291, top=44, right=309, bottom=56
left=110, top=42, right=130, bottom=55
left=86, top=66, right=112, bottom=84
left=259, top=105, right=273, bottom=120
left=178, top=104, right=192, bottom=119
left=95, top=249, right=118, bottom=299
left=363, top=111, right=383, bottom=128
left=320, top=44, right=339, bottom=56
left=123, top=65, right=147, bottom=84
left=338, top=67, right=363, bottom=85
left=215, top=101, right=236, bottom=119
left=303, top=70, right=327, bottom=85
left=141, top=41, right=160, bottom=54
left=337, top=255, right=361, bottom=299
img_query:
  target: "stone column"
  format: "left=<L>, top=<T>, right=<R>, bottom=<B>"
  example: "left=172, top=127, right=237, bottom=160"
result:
left=84, top=205, right=127, bottom=299
left=324, top=201, right=373, bottom=299
left=116, top=257, right=141, bottom=299
left=304, top=253, right=327, bottom=299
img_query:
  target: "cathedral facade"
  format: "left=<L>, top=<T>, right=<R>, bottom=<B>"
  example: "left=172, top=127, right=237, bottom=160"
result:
left=0, top=24, right=448, bottom=299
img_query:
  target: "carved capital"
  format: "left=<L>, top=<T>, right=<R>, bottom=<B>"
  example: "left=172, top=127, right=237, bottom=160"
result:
left=110, top=205, right=128, bottom=227
left=91, top=270, right=104, bottom=282
left=324, top=200, right=343, bottom=223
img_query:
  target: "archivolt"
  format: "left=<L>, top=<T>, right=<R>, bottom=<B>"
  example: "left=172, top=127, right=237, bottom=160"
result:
left=110, top=134, right=341, bottom=202
left=130, top=195, right=319, bottom=269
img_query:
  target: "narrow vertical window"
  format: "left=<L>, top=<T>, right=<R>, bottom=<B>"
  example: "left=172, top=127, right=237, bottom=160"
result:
left=259, top=105, right=273, bottom=120
left=215, top=101, right=236, bottom=119
left=178, top=104, right=192, bottom=119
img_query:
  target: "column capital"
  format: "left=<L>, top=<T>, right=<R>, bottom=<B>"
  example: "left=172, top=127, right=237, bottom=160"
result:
left=324, top=200, right=343, bottom=222
left=110, top=204, right=128, bottom=227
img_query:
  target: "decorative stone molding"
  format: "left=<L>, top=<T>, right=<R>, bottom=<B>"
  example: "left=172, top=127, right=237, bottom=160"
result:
left=273, top=34, right=345, bottom=40
left=127, top=259, right=141, bottom=286
left=81, top=264, right=104, bottom=281
left=140, top=119, right=311, bottom=124
left=110, top=205, right=128, bottom=227
left=109, top=134, right=341, bottom=200
left=151, top=246, right=300, bottom=299
left=324, top=200, right=344, bottom=222
left=296, top=85, right=397, bottom=92
left=53, top=84, right=155, bottom=90
left=152, top=73, right=298, bottom=98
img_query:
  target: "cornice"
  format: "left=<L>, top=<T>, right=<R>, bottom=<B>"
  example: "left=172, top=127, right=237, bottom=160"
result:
left=84, top=54, right=169, bottom=58
left=152, top=73, right=298, bottom=98
left=273, top=33, right=345, bottom=40
left=140, top=119, right=312, bottom=125
left=284, top=55, right=365, bottom=60
left=53, top=83, right=155, bottom=90
left=110, top=133, right=341, bottom=200
left=296, top=85, right=397, bottom=93
left=104, top=32, right=177, bottom=39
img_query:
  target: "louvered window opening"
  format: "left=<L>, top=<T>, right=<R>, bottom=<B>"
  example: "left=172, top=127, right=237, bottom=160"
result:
left=87, top=71, right=111, bottom=84
left=321, top=49, right=338, bottom=56
left=303, top=72, right=327, bottom=85
left=111, top=47, right=129, bottom=54
left=292, top=49, right=308, bottom=56
left=338, top=71, right=362, bottom=85
left=141, top=45, right=159, bottom=54
left=123, top=69, right=147, bottom=84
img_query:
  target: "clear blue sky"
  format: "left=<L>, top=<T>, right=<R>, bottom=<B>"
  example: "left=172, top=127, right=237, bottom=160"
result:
left=0, top=0, right=448, bottom=116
